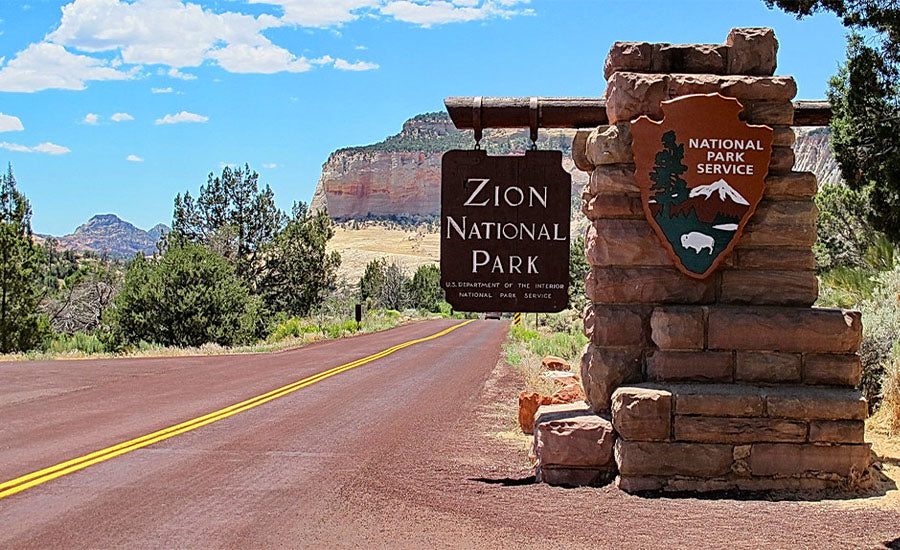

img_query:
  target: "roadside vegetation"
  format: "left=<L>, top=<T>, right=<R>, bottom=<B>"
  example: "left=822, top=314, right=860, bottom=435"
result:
left=503, top=311, right=587, bottom=396
left=503, top=241, right=590, bottom=395
left=815, top=183, right=900, bottom=435
left=0, top=163, right=453, bottom=362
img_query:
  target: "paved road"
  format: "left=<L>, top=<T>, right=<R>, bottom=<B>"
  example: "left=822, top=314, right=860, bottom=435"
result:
left=0, top=319, right=507, bottom=548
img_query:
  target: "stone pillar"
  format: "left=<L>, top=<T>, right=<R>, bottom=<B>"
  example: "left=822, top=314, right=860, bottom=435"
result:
left=566, top=27, right=872, bottom=493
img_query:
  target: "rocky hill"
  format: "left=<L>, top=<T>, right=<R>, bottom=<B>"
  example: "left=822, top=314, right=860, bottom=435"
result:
left=47, top=214, right=169, bottom=258
left=311, top=113, right=841, bottom=226
left=311, top=112, right=587, bottom=222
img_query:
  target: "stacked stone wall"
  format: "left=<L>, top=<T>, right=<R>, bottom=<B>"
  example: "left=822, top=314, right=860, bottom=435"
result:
left=534, top=28, right=873, bottom=493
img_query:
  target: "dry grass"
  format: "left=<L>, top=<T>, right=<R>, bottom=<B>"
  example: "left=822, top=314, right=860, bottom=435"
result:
left=329, top=223, right=439, bottom=282
left=870, top=355, right=900, bottom=437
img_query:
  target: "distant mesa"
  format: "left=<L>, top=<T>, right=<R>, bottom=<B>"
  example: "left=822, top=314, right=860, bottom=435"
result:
left=44, top=214, right=169, bottom=258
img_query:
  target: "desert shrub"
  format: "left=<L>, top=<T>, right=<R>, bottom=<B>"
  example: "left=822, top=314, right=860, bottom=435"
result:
left=46, top=332, right=107, bottom=355
left=873, top=348, right=900, bottom=435
left=857, top=267, right=900, bottom=404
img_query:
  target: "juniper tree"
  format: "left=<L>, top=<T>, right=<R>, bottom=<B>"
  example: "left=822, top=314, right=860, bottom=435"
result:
left=766, top=0, right=900, bottom=242
left=0, top=164, right=49, bottom=352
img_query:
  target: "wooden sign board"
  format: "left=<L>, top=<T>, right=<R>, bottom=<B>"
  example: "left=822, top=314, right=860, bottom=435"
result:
left=631, top=94, right=774, bottom=279
left=441, top=150, right=571, bottom=313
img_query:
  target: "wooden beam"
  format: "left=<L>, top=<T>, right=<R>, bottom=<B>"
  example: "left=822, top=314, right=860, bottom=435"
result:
left=444, top=97, right=831, bottom=129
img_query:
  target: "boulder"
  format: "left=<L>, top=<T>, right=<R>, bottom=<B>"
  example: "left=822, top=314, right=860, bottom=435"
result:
left=550, top=383, right=587, bottom=405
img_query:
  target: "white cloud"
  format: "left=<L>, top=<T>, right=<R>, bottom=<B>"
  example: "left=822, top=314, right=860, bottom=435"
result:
left=82, top=112, right=99, bottom=125
left=151, top=87, right=173, bottom=94
left=168, top=67, right=197, bottom=80
left=249, top=0, right=380, bottom=27
left=126, top=154, right=143, bottom=161
left=262, top=163, right=277, bottom=168
left=49, top=0, right=282, bottom=68
left=0, top=113, right=24, bottom=132
left=208, top=43, right=312, bottom=74
left=0, top=141, right=71, bottom=155
left=380, top=0, right=530, bottom=26
left=155, top=111, right=209, bottom=125
left=256, top=0, right=530, bottom=27
left=0, top=42, right=132, bottom=93
left=111, top=112, right=134, bottom=122
left=333, top=58, right=379, bottom=71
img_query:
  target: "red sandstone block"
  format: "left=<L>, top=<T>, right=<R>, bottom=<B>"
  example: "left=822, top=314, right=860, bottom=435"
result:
left=582, top=192, right=644, bottom=221
left=583, top=304, right=649, bottom=347
left=808, top=420, right=865, bottom=443
left=650, top=307, right=705, bottom=350
left=803, top=354, right=863, bottom=386
left=674, top=385, right=765, bottom=417
left=615, top=440, right=734, bottom=477
left=719, top=270, right=818, bottom=307
left=735, top=352, right=802, bottom=383
left=749, top=443, right=870, bottom=477
left=611, top=386, right=672, bottom=441
left=587, top=267, right=717, bottom=305
left=707, top=307, right=862, bottom=353
left=674, top=416, right=807, bottom=444
left=646, top=351, right=733, bottom=383
left=766, top=387, right=867, bottom=421
left=585, top=220, right=671, bottom=267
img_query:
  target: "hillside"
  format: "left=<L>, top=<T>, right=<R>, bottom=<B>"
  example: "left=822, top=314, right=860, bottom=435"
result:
left=45, top=214, right=169, bottom=258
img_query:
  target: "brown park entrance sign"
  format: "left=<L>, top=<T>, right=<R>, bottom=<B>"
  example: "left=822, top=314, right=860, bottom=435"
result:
left=632, top=93, right=774, bottom=279
left=441, top=150, right=571, bottom=313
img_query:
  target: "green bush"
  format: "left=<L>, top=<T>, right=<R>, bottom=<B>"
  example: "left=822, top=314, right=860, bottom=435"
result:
left=267, top=317, right=321, bottom=342
left=106, top=242, right=260, bottom=348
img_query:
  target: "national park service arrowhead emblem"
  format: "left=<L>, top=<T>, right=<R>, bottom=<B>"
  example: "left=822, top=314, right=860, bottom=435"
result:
left=631, top=93, right=774, bottom=279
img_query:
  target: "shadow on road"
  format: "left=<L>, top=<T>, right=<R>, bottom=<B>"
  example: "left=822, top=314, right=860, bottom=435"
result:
left=469, top=475, right=536, bottom=487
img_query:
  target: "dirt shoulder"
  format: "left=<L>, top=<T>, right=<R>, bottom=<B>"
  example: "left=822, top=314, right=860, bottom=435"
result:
left=405, top=355, right=900, bottom=549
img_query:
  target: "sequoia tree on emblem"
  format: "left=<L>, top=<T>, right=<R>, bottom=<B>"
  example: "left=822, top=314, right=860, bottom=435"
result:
left=631, top=93, right=774, bottom=279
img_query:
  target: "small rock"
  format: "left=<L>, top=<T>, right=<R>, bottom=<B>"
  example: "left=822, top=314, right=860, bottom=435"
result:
left=541, top=356, right=571, bottom=371
left=518, top=391, right=551, bottom=435
left=550, top=383, right=587, bottom=405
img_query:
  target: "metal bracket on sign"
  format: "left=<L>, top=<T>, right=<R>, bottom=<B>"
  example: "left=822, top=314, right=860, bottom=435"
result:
left=529, top=96, right=540, bottom=151
left=472, top=96, right=483, bottom=150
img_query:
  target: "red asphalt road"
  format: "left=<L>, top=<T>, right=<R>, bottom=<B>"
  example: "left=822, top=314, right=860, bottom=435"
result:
left=0, top=319, right=506, bottom=548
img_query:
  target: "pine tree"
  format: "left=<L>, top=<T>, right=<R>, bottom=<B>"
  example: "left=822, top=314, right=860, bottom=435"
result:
left=0, top=164, right=49, bottom=352
left=258, top=202, right=341, bottom=317
left=649, top=130, right=689, bottom=209
left=766, top=1, right=900, bottom=243
left=172, top=164, right=286, bottom=289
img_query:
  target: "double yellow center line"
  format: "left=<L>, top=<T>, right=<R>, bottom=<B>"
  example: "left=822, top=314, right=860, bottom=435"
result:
left=0, top=320, right=474, bottom=501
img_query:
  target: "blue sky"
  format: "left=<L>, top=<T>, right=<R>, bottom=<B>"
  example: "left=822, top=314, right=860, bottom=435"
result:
left=0, top=0, right=848, bottom=236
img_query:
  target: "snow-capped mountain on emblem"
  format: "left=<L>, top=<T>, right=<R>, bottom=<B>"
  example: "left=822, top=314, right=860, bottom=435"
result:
left=688, top=178, right=750, bottom=206
left=631, top=94, right=774, bottom=279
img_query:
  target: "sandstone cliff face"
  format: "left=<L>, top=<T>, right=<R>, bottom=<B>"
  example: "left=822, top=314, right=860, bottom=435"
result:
left=312, top=113, right=838, bottom=223
left=794, top=127, right=842, bottom=185
left=313, top=150, right=442, bottom=220
left=311, top=112, right=587, bottom=221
